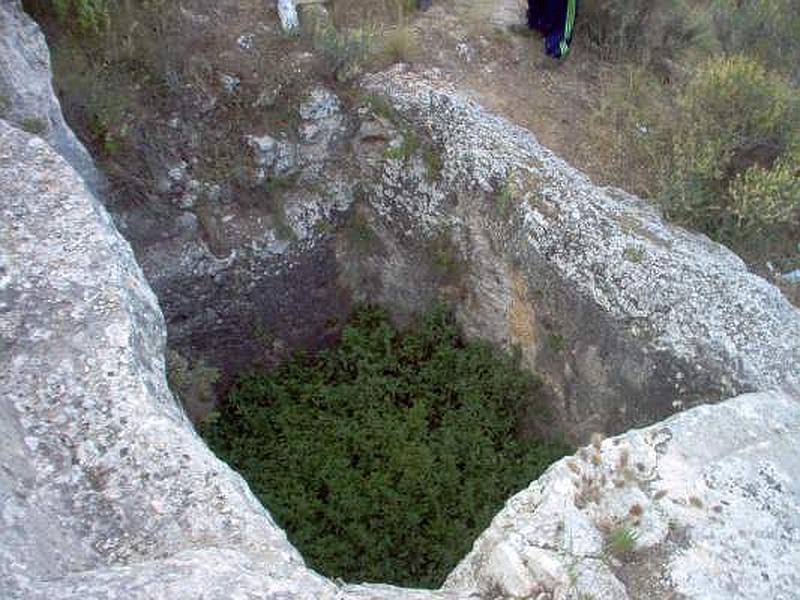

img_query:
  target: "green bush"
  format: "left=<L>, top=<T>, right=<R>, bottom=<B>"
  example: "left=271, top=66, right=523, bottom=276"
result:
left=50, top=0, right=110, bottom=33
left=728, top=151, right=800, bottom=235
left=660, top=55, right=800, bottom=240
left=201, top=306, right=569, bottom=587
left=311, top=23, right=376, bottom=81
left=712, top=0, right=800, bottom=81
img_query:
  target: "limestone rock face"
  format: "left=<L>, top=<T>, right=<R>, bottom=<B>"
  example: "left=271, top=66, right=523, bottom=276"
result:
left=0, top=119, right=466, bottom=599
left=0, top=118, right=320, bottom=598
left=3, top=2, right=800, bottom=597
left=0, top=1, right=102, bottom=192
left=356, top=67, right=800, bottom=435
left=3, top=114, right=800, bottom=598
left=445, top=389, right=800, bottom=600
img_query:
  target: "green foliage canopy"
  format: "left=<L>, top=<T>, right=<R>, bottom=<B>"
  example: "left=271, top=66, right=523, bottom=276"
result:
left=50, top=0, right=109, bottom=33
left=202, top=306, right=570, bottom=587
left=663, top=55, right=800, bottom=240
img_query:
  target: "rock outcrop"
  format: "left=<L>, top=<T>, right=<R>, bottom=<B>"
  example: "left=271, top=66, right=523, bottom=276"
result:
left=1, top=130, right=798, bottom=597
left=352, top=67, right=800, bottom=436
left=0, top=0, right=102, bottom=193
left=445, top=389, right=800, bottom=599
left=0, top=117, right=466, bottom=600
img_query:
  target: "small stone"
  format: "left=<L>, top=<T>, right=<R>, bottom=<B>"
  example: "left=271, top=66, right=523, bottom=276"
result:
left=780, top=269, right=800, bottom=284
left=277, top=0, right=299, bottom=33
left=246, top=135, right=278, bottom=168
left=237, top=33, right=255, bottom=50
left=299, top=87, right=340, bottom=121
left=219, top=74, right=241, bottom=93
left=456, top=42, right=474, bottom=63
left=168, top=161, right=188, bottom=183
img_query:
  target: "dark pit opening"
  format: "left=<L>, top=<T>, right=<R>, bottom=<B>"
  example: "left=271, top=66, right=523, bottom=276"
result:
left=200, top=305, right=571, bottom=587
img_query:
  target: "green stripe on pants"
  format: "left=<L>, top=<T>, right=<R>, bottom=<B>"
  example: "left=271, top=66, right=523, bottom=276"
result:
left=564, top=0, right=576, bottom=41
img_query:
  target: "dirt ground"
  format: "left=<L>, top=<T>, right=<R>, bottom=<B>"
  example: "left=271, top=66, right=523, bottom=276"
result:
left=337, top=0, right=624, bottom=189
left=28, top=0, right=634, bottom=210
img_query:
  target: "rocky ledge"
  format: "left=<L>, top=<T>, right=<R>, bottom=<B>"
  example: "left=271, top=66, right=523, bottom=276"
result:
left=354, top=66, right=800, bottom=435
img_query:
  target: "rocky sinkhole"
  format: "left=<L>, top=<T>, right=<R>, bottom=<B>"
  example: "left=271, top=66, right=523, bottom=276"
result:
left=199, top=305, right=571, bottom=587
left=3, top=2, right=800, bottom=598
left=18, top=0, right=799, bottom=448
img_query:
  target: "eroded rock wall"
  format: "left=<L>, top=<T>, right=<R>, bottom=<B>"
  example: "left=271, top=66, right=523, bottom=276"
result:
left=0, top=117, right=470, bottom=600
left=445, top=389, right=800, bottom=600
left=2, top=129, right=797, bottom=599
left=0, top=0, right=102, bottom=192
left=351, top=67, right=800, bottom=436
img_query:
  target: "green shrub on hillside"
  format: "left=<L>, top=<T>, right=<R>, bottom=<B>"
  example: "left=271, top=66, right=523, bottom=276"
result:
left=50, top=0, right=109, bottom=33
left=728, top=151, right=800, bottom=235
left=712, top=0, right=800, bottom=81
left=661, top=55, right=799, bottom=240
left=312, top=23, right=376, bottom=81
left=201, top=306, right=570, bottom=587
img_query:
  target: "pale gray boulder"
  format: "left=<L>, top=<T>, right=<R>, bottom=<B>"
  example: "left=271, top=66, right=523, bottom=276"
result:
left=0, top=0, right=102, bottom=193
left=445, top=389, right=800, bottom=599
left=0, top=118, right=466, bottom=599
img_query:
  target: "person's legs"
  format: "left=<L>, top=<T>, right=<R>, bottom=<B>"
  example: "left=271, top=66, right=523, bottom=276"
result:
left=512, top=0, right=578, bottom=59
left=549, top=0, right=576, bottom=58
left=527, top=0, right=542, bottom=30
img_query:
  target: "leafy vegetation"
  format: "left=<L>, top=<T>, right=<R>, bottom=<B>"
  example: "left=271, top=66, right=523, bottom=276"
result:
left=201, top=306, right=570, bottom=587
left=44, top=0, right=110, bottom=33
left=661, top=56, right=799, bottom=241
left=605, top=525, right=639, bottom=557
left=311, top=22, right=376, bottom=81
left=384, top=128, right=420, bottom=162
left=380, top=24, right=420, bottom=65
left=496, top=175, right=517, bottom=217
left=711, top=0, right=800, bottom=81
left=587, top=0, right=800, bottom=262
left=581, top=0, right=703, bottom=71
left=20, top=117, right=48, bottom=135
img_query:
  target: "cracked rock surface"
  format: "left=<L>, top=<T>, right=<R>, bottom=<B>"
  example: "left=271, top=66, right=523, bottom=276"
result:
left=358, top=66, right=800, bottom=434
left=0, top=117, right=470, bottom=600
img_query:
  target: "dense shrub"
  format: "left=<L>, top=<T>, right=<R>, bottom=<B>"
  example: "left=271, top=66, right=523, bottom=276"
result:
left=727, top=151, right=800, bottom=235
left=311, top=23, right=376, bottom=81
left=50, top=0, right=109, bottom=33
left=660, top=55, right=799, bottom=240
left=201, top=306, right=570, bottom=587
left=712, top=0, right=800, bottom=81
